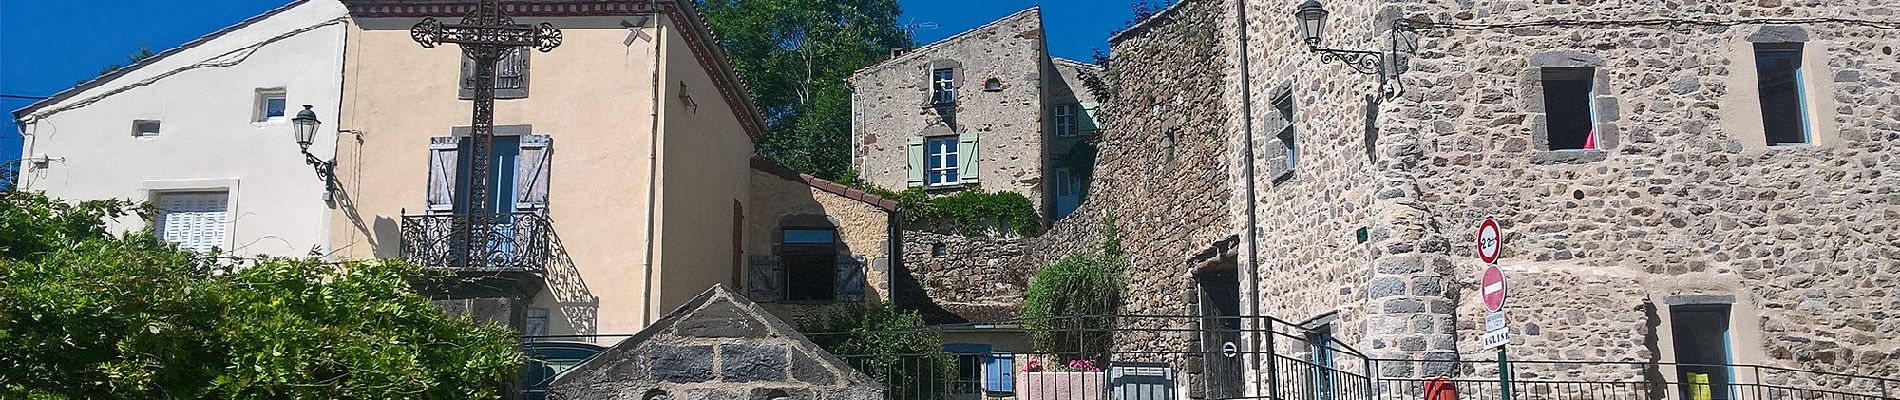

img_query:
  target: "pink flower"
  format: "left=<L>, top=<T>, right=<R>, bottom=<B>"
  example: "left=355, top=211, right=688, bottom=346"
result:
left=1023, top=358, right=1045, bottom=372
left=1066, top=359, right=1100, bottom=372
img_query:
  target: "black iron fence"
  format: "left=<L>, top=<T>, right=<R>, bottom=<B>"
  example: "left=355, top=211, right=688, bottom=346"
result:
left=399, top=211, right=551, bottom=272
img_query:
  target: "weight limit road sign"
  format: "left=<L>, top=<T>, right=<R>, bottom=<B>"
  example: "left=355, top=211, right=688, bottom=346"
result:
left=1476, top=218, right=1502, bottom=264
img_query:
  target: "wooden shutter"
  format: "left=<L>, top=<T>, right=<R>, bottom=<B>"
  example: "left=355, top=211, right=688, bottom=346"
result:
left=515, top=135, right=551, bottom=209
left=958, top=132, right=980, bottom=185
left=834, top=255, right=866, bottom=302
left=748, top=255, right=782, bottom=302
left=427, top=137, right=460, bottom=212
left=984, top=352, right=1016, bottom=393
left=1079, top=101, right=1101, bottom=132
left=906, top=136, right=926, bottom=187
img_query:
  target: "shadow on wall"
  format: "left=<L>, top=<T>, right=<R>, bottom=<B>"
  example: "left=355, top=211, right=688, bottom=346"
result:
left=540, top=218, right=599, bottom=336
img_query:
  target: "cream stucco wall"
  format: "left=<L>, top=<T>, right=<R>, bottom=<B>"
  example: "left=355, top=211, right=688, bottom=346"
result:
left=15, top=0, right=347, bottom=256
left=332, top=15, right=668, bottom=337
left=747, top=167, right=896, bottom=325
left=651, top=12, right=759, bottom=324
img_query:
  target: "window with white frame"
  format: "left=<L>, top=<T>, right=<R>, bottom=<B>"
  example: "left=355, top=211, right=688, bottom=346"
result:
left=154, top=191, right=229, bottom=252
left=255, top=89, right=287, bottom=123
left=1054, top=104, right=1079, bottom=137
left=925, top=136, right=959, bottom=186
left=931, top=68, right=957, bottom=105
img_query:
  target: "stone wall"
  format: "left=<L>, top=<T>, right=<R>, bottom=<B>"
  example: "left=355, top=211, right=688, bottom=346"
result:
left=849, top=8, right=1051, bottom=214
left=548, top=285, right=882, bottom=400
left=897, top=229, right=1033, bottom=324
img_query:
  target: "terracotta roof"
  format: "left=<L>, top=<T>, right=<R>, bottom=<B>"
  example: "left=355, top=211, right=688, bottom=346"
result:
left=750, top=159, right=899, bottom=212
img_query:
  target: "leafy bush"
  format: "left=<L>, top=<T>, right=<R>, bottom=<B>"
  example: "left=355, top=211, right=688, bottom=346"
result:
left=844, top=182, right=1043, bottom=238
left=1022, top=214, right=1123, bottom=363
left=798, top=303, right=953, bottom=400
left=0, top=191, right=522, bottom=399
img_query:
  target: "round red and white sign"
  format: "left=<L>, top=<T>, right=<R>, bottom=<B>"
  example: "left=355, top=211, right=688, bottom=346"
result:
left=1476, top=218, right=1502, bottom=264
left=1481, top=265, right=1507, bottom=311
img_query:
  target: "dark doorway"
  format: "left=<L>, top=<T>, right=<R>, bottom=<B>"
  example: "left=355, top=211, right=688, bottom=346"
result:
left=1197, top=266, right=1243, bottom=400
left=1672, top=305, right=1733, bottom=400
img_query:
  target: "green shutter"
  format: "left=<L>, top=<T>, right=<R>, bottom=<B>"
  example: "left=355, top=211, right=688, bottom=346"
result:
left=906, top=136, right=926, bottom=187
left=1078, top=101, right=1100, bottom=132
left=958, top=132, right=979, bottom=185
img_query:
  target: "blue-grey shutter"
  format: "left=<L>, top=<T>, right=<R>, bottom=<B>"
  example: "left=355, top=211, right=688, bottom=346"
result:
left=515, top=135, right=550, bottom=209
left=985, top=352, right=1016, bottom=393
left=958, top=132, right=979, bottom=185
left=906, top=137, right=926, bottom=187
left=1079, top=101, right=1101, bottom=132
left=835, top=255, right=866, bottom=302
left=748, top=255, right=781, bottom=302
left=426, top=136, right=460, bottom=212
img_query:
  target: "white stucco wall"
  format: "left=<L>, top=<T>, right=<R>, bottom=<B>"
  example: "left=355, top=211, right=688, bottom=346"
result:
left=13, top=0, right=348, bottom=256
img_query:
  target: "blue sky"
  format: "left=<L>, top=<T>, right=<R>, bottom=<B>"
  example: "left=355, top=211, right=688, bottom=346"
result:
left=0, top=0, right=1152, bottom=164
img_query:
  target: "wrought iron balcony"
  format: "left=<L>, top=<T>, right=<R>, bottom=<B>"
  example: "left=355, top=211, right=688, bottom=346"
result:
left=399, top=211, right=551, bottom=273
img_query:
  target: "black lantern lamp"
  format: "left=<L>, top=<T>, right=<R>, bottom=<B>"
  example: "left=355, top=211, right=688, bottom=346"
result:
left=1292, top=0, right=1418, bottom=98
left=290, top=105, right=338, bottom=201
left=1295, top=0, right=1329, bottom=47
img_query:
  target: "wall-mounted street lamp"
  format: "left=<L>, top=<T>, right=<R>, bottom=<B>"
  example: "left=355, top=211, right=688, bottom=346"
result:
left=291, top=105, right=338, bottom=201
left=1294, top=0, right=1417, bottom=97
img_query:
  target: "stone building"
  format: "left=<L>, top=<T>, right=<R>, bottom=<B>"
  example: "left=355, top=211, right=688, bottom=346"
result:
left=1019, top=0, right=1899, bottom=396
left=848, top=7, right=1107, bottom=221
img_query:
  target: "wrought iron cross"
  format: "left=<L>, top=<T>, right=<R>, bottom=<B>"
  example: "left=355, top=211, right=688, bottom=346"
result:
left=410, top=0, right=561, bottom=268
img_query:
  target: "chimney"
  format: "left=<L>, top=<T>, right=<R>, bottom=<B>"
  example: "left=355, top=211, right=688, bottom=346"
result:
left=889, top=47, right=908, bottom=59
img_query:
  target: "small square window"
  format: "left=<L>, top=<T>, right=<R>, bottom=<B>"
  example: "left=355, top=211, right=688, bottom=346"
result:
left=132, top=120, right=161, bottom=137
left=255, top=89, right=287, bottom=123
left=1054, top=104, right=1079, bottom=137
left=1541, top=68, right=1598, bottom=151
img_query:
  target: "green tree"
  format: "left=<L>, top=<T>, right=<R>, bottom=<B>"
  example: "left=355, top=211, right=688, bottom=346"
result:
left=697, top=0, right=912, bottom=179
left=799, top=303, right=952, bottom=400
left=0, top=191, right=522, bottom=399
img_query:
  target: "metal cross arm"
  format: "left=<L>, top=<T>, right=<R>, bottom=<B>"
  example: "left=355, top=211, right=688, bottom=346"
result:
left=411, top=18, right=563, bottom=53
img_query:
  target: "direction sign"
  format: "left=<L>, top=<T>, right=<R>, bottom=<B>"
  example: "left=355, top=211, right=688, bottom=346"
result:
left=1482, top=265, right=1507, bottom=312
left=1476, top=218, right=1503, bottom=264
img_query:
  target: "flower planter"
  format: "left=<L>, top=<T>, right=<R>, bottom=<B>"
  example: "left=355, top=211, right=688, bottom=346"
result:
left=1016, top=371, right=1107, bottom=400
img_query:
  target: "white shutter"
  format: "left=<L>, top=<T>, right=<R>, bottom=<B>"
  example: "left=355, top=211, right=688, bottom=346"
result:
left=515, top=135, right=550, bottom=209
left=156, top=192, right=228, bottom=253
left=427, top=137, right=460, bottom=212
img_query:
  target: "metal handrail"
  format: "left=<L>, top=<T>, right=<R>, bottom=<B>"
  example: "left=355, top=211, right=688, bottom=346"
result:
left=398, top=211, right=551, bottom=272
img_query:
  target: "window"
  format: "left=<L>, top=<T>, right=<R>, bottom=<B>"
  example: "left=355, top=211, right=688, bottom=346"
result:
left=925, top=136, right=960, bottom=187
left=425, top=129, right=550, bottom=213
left=1542, top=68, right=1598, bottom=150
left=460, top=47, right=531, bottom=99
left=255, top=89, right=287, bottom=122
left=155, top=191, right=229, bottom=252
left=781, top=228, right=837, bottom=302
left=1273, top=92, right=1297, bottom=173
left=1671, top=305, right=1734, bottom=400
left=932, top=68, right=956, bottom=105
left=132, top=119, right=161, bottom=137
left=982, top=77, right=1003, bottom=92
left=944, top=344, right=1013, bottom=395
left=1054, top=104, right=1080, bottom=137
left=1756, top=44, right=1808, bottom=145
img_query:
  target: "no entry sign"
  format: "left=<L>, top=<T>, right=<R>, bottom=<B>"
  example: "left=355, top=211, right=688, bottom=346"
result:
left=1476, top=218, right=1502, bottom=264
left=1481, top=265, right=1507, bottom=312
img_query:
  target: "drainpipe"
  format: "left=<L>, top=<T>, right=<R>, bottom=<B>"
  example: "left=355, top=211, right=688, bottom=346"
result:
left=1233, top=0, right=1266, bottom=397
left=640, top=10, right=666, bottom=327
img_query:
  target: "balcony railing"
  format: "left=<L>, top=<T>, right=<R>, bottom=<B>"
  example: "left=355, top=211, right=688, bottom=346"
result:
left=399, top=212, right=551, bottom=273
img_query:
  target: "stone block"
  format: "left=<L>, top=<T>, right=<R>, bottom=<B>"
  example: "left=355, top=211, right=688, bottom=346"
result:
left=651, top=345, right=715, bottom=383
left=1747, top=25, right=1808, bottom=43
left=1384, top=299, right=1426, bottom=314
left=1369, top=276, right=1408, bottom=299
left=676, top=301, right=768, bottom=338
left=1528, top=50, right=1604, bottom=68
left=720, top=344, right=789, bottom=382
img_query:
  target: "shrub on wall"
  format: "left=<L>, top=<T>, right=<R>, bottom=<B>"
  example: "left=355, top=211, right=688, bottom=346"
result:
left=1021, top=214, right=1123, bottom=363
left=798, top=303, right=954, bottom=400
left=837, top=177, right=1043, bottom=238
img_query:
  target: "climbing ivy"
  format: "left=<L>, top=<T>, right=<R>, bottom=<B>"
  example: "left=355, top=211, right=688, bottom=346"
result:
left=839, top=177, right=1044, bottom=238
